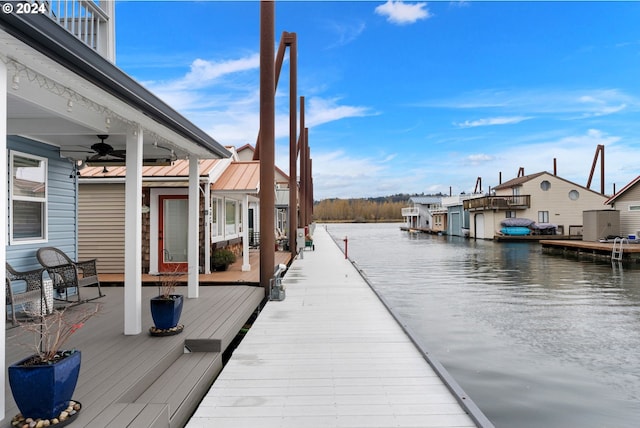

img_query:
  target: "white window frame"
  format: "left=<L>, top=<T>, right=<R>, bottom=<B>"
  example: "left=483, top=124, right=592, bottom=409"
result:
left=225, top=199, right=237, bottom=236
left=538, top=211, right=550, bottom=223
left=10, top=151, right=48, bottom=245
left=211, top=197, right=224, bottom=239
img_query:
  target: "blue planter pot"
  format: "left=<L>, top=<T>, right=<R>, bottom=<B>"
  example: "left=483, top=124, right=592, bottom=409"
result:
left=8, top=350, right=81, bottom=420
left=150, top=295, right=184, bottom=330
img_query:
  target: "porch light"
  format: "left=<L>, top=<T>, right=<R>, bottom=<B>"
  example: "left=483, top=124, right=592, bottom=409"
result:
left=11, top=74, right=19, bottom=90
left=67, top=99, right=73, bottom=112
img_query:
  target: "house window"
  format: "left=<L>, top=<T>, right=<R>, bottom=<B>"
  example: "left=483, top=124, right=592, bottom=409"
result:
left=540, top=180, right=551, bottom=191
left=505, top=211, right=516, bottom=218
left=538, top=211, right=549, bottom=223
left=10, top=152, right=47, bottom=243
left=212, top=197, right=224, bottom=238
left=568, top=190, right=580, bottom=201
left=629, top=205, right=640, bottom=211
left=225, top=199, right=236, bottom=235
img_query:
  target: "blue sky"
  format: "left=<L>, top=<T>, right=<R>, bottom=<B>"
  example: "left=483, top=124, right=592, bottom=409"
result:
left=115, top=1, right=640, bottom=200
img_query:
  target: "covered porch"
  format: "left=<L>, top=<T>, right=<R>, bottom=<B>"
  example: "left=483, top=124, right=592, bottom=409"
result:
left=98, top=249, right=292, bottom=286
left=4, top=284, right=267, bottom=427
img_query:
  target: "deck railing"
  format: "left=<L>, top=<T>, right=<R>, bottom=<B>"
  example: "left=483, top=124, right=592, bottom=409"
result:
left=401, top=207, right=420, bottom=217
left=463, top=195, right=531, bottom=211
left=45, top=0, right=113, bottom=59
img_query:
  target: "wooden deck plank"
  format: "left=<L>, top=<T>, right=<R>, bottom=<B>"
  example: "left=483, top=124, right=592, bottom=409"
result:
left=137, top=353, right=215, bottom=404
left=89, top=403, right=169, bottom=428
left=128, top=403, right=170, bottom=428
left=135, top=352, right=223, bottom=427
left=98, top=249, right=292, bottom=285
left=540, top=239, right=640, bottom=252
left=4, top=284, right=265, bottom=427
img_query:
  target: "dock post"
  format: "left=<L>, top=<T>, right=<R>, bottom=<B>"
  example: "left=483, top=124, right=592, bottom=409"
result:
left=343, top=236, right=348, bottom=259
left=259, top=1, right=275, bottom=296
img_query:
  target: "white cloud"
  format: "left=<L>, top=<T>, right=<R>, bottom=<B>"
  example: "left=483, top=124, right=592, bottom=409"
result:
left=375, top=0, right=432, bottom=25
left=455, top=116, right=533, bottom=128
left=577, top=93, right=628, bottom=117
left=430, top=88, right=636, bottom=119
left=441, top=128, right=627, bottom=194
left=306, top=97, right=374, bottom=127
left=309, top=150, right=412, bottom=199
left=466, top=154, right=494, bottom=164
left=326, top=21, right=367, bottom=48
left=182, top=55, right=260, bottom=89
left=137, top=53, right=376, bottom=148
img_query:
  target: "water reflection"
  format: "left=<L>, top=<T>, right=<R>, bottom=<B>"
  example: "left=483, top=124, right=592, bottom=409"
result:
left=325, top=223, right=640, bottom=428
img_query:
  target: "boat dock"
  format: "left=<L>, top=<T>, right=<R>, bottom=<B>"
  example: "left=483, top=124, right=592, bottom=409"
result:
left=187, top=226, right=491, bottom=428
left=540, top=239, right=640, bottom=263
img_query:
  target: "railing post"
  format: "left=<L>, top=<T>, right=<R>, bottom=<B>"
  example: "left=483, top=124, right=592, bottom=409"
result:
left=343, top=236, right=348, bottom=259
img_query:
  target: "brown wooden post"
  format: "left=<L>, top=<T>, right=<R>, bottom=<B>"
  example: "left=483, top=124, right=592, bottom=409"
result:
left=299, top=97, right=307, bottom=230
left=259, top=1, right=275, bottom=295
left=304, top=128, right=311, bottom=226
left=309, top=156, right=313, bottom=222
left=288, top=33, right=298, bottom=253
left=600, top=145, right=605, bottom=195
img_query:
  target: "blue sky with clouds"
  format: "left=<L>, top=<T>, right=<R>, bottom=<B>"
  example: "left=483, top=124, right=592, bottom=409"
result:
left=115, top=1, right=640, bottom=200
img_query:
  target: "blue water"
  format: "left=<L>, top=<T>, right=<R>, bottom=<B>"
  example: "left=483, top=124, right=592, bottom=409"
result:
left=325, top=223, right=640, bottom=428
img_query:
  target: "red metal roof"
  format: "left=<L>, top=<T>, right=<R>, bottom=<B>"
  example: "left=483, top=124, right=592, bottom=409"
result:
left=79, top=159, right=222, bottom=178
left=211, top=161, right=260, bottom=192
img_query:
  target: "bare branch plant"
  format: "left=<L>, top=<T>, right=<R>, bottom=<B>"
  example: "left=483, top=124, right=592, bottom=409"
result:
left=19, top=304, right=102, bottom=363
left=158, top=266, right=183, bottom=299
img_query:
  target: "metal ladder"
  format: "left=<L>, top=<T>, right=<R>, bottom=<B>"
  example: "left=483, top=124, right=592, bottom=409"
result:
left=612, top=237, right=628, bottom=261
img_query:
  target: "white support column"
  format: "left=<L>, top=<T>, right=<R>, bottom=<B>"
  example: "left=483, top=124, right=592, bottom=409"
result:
left=188, top=158, right=200, bottom=298
left=204, top=184, right=211, bottom=274
left=0, top=58, right=8, bottom=419
left=242, top=194, right=251, bottom=271
left=124, top=125, right=143, bottom=335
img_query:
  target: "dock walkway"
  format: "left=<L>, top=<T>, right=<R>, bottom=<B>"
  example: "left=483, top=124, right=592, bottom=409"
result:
left=187, top=227, right=490, bottom=428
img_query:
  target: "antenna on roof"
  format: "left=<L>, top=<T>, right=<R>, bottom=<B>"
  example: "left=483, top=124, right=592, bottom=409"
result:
left=517, top=167, right=525, bottom=177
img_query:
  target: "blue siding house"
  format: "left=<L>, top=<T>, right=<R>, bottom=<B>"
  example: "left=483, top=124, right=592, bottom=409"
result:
left=7, top=137, right=77, bottom=271
left=1, top=3, right=232, bottom=415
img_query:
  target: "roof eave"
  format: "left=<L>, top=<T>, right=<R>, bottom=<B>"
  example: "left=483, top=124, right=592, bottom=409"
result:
left=0, top=13, right=231, bottom=159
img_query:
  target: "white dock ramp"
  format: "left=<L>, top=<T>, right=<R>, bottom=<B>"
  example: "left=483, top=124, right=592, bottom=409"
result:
left=187, top=226, right=488, bottom=428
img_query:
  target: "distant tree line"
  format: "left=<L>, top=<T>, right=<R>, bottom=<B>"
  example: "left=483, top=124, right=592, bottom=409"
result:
left=313, top=197, right=409, bottom=222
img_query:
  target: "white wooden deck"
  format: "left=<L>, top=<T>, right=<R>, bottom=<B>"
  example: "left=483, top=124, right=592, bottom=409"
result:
left=187, top=227, right=490, bottom=428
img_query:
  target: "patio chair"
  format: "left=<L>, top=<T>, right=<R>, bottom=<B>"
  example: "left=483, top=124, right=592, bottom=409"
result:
left=36, top=247, right=104, bottom=304
left=6, top=263, right=50, bottom=325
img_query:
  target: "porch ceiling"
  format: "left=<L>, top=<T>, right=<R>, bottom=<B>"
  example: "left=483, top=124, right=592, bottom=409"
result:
left=0, top=18, right=230, bottom=162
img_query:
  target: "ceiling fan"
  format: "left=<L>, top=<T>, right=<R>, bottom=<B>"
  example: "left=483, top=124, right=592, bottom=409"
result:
left=86, top=135, right=126, bottom=163
left=81, top=135, right=174, bottom=167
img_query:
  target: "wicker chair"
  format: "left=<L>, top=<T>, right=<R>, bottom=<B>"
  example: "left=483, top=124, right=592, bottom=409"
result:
left=6, top=263, right=49, bottom=325
left=36, top=247, right=104, bottom=304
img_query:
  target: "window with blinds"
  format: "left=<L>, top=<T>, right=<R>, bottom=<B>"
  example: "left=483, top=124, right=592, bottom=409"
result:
left=10, top=151, right=47, bottom=243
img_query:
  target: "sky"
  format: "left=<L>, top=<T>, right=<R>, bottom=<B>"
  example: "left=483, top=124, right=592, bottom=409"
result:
left=115, top=1, right=640, bottom=200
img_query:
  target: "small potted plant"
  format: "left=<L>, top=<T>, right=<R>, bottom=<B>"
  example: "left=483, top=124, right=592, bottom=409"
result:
left=211, top=248, right=236, bottom=271
left=149, top=267, right=184, bottom=336
left=9, top=304, right=101, bottom=424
